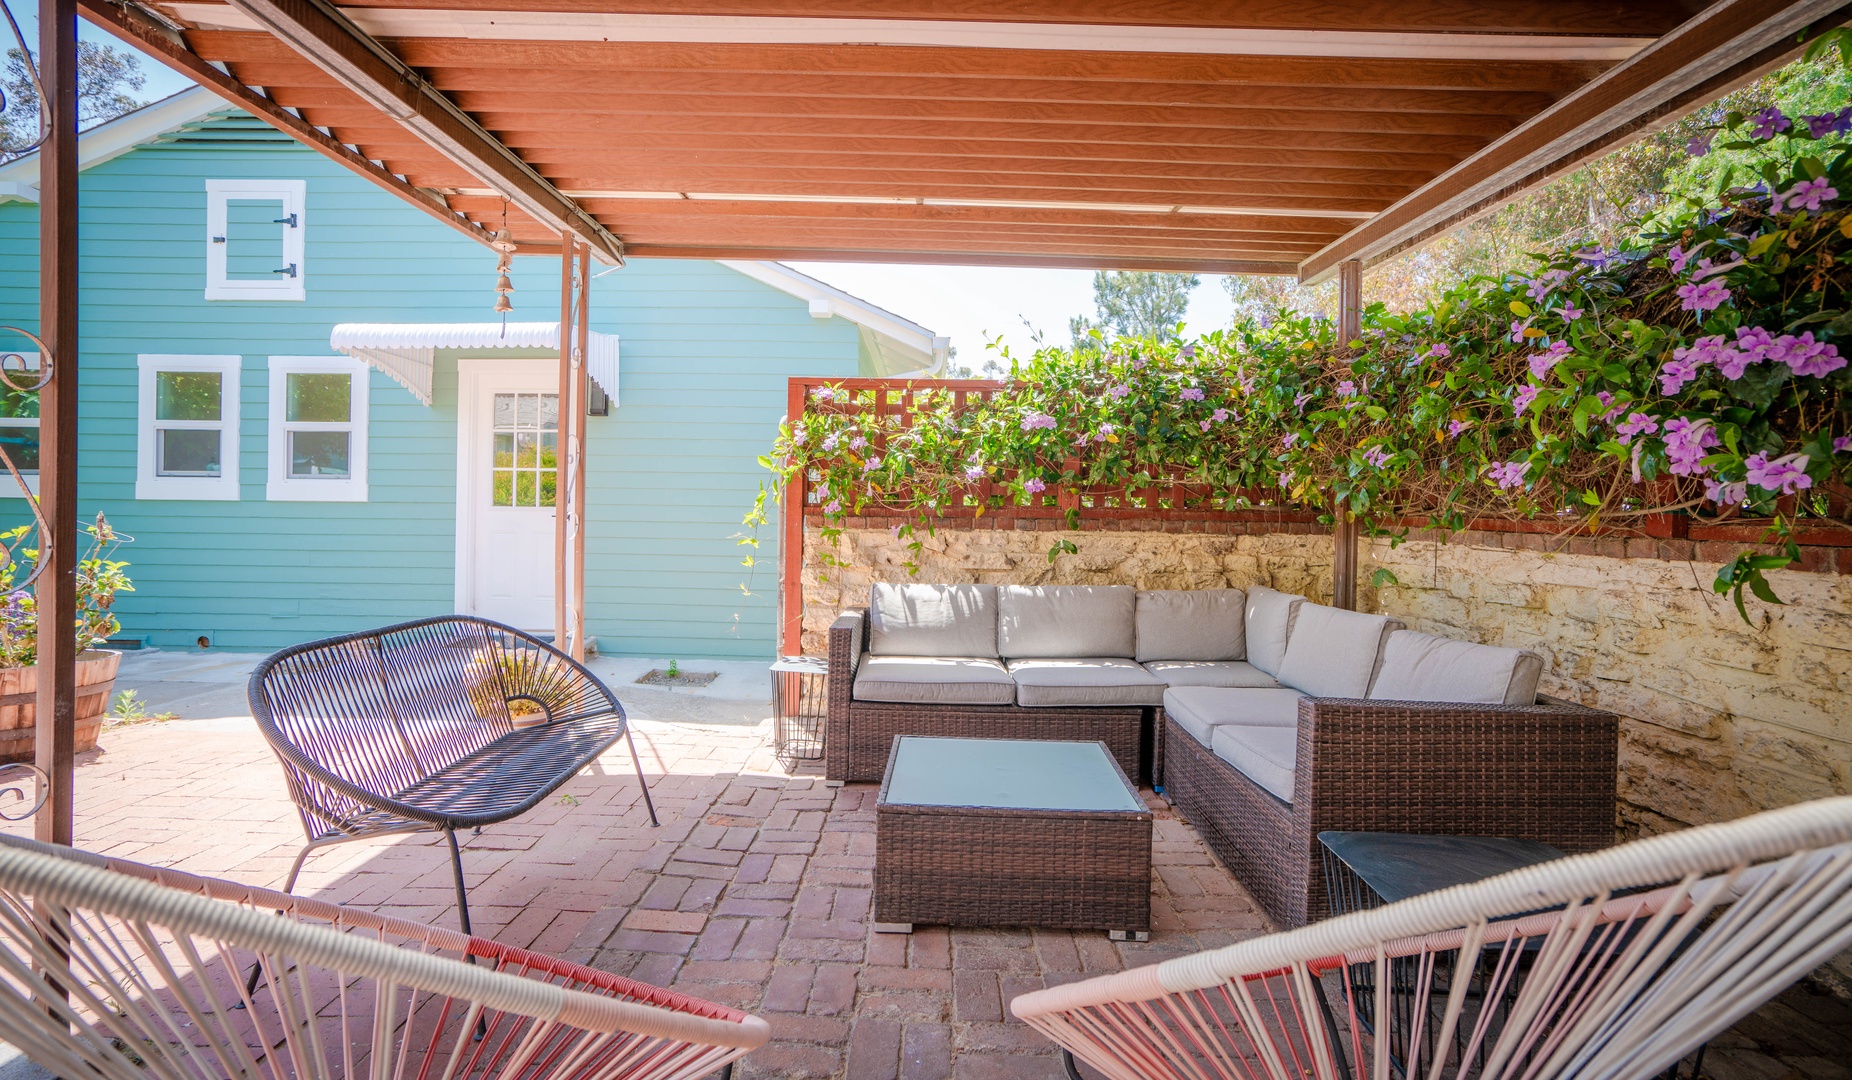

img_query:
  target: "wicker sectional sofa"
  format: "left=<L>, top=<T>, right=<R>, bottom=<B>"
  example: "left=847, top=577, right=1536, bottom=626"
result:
left=825, top=581, right=1618, bottom=928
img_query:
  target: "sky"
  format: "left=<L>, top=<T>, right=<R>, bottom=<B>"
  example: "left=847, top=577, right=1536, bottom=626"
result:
left=12, top=2, right=1241, bottom=361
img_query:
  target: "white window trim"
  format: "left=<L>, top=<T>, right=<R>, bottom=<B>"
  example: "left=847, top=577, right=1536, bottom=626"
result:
left=137, top=354, right=241, bottom=501
left=267, top=355, right=368, bottom=502
left=0, top=351, right=39, bottom=498
left=205, top=178, right=306, bottom=301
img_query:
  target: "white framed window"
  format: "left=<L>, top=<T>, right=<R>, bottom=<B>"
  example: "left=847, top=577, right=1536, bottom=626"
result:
left=0, top=352, right=39, bottom=497
left=267, top=356, right=368, bottom=502
left=205, top=179, right=306, bottom=301
left=137, top=355, right=241, bottom=501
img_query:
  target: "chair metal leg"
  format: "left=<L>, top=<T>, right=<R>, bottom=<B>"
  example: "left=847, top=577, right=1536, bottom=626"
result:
left=624, top=725, right=660, bottom=827
left=444, top=828, right=473, bottom=936
left=1062, top=1049, right=1083, bottom=1080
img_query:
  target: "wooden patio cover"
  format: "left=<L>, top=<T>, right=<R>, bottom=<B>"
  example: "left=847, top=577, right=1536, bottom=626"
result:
left=82, top=0, right=1850, bottom=283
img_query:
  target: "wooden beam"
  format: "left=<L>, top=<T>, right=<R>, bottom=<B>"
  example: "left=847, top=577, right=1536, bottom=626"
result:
left=198, top=56, right=1566, bottom=116
left=779, top=376, right=806, bottom=658
left=570, top=244, right=590, bottom=662
left=36, top=0, right=78, bottom=849
left=324, top=37, right=1620, bottom=94
left=1331, top=259, right=1363, bottom=611
left=322, top=0, right=1703, bottom=37
left=77, top=0, right=499, bottom=251
left=622, top=245, right=1300, bottom=274
left=217, top=0, right=625, bottom=264
left=331, top=97, right=1529, bottom=139
left=1300, top=0, right=1852, bottom=281
left=554, top=241, right=573, bottom=648
left=241, top=93, right=1501, bottom=156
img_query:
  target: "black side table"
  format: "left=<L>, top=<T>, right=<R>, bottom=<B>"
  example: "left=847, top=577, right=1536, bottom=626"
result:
left=1317, top=831, right=1566, bottom=915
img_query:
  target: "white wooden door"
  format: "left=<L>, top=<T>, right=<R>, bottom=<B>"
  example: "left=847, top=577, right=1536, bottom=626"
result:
left=458, top=363, right=557, bottom=631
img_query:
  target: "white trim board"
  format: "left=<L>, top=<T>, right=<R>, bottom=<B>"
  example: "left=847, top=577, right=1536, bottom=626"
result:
left=719, top=261, right=948, bottom=375
left=163, top=7, right=1651, bottom=60
left=0, top=87, right=225, bottom=203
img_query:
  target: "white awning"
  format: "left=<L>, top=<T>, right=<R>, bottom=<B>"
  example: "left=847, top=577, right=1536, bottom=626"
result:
left=329, top=322, right=618, bottom=406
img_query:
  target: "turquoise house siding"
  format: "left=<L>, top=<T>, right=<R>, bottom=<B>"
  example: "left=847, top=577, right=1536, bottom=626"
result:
left=0, top=112, right=860, bottom=658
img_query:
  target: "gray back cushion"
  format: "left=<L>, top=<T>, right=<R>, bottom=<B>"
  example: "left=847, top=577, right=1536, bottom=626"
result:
left=868, top=583, right=999, bottom=657
left=1274, top=603, right=1405, bottom=698
left=1368, top=631, right=1545, bottom=705
left=1243, top=586, right=1306, bottom=677
left=998, top=585, right=1135, bottom=659
left=1135, top=589, right=1246, bottom=662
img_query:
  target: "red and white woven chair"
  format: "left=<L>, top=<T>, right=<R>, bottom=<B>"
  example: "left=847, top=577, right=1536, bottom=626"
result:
left=0, top=832, right=769, bottom=1080
left=1013, top=796, right=1852, bottom=1080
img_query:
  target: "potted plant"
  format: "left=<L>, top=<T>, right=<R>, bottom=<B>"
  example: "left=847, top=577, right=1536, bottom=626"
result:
left=0, top=514, right=132, bottom=762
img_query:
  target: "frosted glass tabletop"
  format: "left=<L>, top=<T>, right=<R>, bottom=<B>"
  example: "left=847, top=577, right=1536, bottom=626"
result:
left=880, top=737, right=1144, bottom=813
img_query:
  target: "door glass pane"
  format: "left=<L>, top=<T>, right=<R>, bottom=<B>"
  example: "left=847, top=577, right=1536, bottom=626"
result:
left=488, top=391, right=558, bottom=509
left=225, top=198, right=285, bottom=280
left=288, top=430, right=350, bottom=478
left=287, top=373, right=350, bottom=423
left=158, top=428, right=220, bottom=476
left=156, top=371, right=222, bottom=421
left=0, top=423, right=39, bottom=473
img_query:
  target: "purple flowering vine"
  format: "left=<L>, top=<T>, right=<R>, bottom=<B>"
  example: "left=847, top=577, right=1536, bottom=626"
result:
left=1749, top=107, right=1791, bottom=139
left=1488, top=460, right=1530, bottom=490
left=1744, top=452, right=1811, bottom=495
left=1022, top=477, right=1047, bottom=495
left=1663, top=417, right=1719, bottom=476
left=1676, top=279, right=1730, bottom=313
left=1180, top=386, right=1205, bottom=401
left=1512, top=384, right=1541, bottom=414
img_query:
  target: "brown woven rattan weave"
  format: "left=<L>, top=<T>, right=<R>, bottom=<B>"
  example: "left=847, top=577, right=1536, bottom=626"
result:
left=874, top=738, right=1152, bottom=933
left=827, top=610, right=1149, bottom=783
left=1161, top=694, right=1617, bottom=927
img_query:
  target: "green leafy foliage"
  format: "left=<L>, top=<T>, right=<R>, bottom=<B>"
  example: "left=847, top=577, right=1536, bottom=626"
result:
left=0, top=515, right=133, bottom=667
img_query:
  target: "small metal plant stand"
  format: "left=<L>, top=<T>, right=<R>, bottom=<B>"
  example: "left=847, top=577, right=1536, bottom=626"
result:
left=771, top=655, right=828, bottom=772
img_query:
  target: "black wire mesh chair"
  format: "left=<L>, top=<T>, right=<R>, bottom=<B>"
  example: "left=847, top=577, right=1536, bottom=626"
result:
left=248, top=615, right=659, bottom=939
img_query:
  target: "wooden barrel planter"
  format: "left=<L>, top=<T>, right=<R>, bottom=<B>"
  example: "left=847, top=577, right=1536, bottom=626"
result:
left=0, top=651, right=122, bottom=763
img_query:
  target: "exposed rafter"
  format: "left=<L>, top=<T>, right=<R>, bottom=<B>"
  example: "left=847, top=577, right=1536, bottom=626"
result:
left=216, top=0, right=625, bottom=263
left=77, top=0, right=496, bottom=249
left=1298, top=0, right=1852, bottom=282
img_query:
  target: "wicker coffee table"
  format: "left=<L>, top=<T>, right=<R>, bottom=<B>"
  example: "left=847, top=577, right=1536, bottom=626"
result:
left=873, top=736, right=1152, bottom=938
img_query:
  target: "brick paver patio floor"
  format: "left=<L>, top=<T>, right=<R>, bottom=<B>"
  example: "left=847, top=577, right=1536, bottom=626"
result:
left=6, top=711, right=1846, bottom=1080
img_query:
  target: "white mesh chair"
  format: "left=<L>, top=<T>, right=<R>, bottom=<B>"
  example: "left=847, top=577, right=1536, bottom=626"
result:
left=1013, top=796, right=1852, bottom=1080
left=0, top=832, right=770, bottom=1080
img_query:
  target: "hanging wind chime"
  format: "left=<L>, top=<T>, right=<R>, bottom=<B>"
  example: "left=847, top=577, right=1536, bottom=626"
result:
left=492, top=200, right=516, bottom=335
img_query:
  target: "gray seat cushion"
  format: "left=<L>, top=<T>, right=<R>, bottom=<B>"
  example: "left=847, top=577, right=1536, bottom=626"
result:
left=1006, top=657, right=1164, bottom=707
left=1135, top=589, right=1246, bottom=662
left=1274, top=604, right=1404, bottom=699
left=998, top=586, right=1136, bottom=659
left=1368, top=630, right=1545, bottom=705
left=869, top=583, right=999, bottom=658
left=853, top=654, right=1015, bottom=705
left=1161, top=686, right=1303, bottom=746
left=1243, top=586, right=1306, bottom=677
left=1211, top=723, right=1299, bottom=803
left=1143, top=660, right=1280, bottom=689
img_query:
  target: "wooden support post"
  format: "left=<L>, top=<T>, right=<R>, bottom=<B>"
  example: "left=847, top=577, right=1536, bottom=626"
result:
left=553, top=241, right=574, bottom=650
left=779, top=378, right=808, bottom=657
left=569, top=244, right=590, bottom=661
left=36, top=0, right=79, bottom=848
left=1332, top=259, right=1363, bottom=611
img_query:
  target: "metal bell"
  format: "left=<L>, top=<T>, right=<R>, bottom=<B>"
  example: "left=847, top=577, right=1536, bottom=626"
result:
left=496, top=274, right=514, bottom=293
left=493, top=294, right=513, bottom=313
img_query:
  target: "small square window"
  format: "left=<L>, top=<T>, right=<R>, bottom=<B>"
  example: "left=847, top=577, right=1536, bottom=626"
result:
left=268, top=357, right=367, bottom=502
left=205, top=180, right=305, bottom=301
left=138, top=355, right=240, bottom=501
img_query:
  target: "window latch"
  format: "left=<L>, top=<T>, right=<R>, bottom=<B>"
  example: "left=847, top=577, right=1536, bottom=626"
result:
left=273, top=264, right=299, bottom=278
left=274, top=213, right=298, bottom=227
left=211, top=235, right=226, bottom=243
